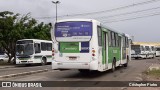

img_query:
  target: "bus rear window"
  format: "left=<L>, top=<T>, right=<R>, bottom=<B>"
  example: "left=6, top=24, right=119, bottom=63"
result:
left=55, top=21, right=92, bottom=42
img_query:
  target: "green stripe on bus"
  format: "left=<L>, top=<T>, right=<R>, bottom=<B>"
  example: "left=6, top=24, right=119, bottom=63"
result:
left=46, top=56, right=52, bottom=58
left=108, top=47, right=121, bottom=63
left=60, top=42, right=80, bottom=53
left=34, top=56, right=42, bottom=59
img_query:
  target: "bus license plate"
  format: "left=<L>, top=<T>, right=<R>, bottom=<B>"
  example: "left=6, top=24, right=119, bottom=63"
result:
left=69, top=57, right=77, bottom=60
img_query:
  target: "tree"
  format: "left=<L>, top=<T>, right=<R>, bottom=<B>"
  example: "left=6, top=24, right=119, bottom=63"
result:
left=0, top=11, right=51, bottom=63
left=24, top=22, right=51, bottom=40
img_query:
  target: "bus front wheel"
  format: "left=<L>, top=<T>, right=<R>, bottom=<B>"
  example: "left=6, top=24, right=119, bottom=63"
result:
left=41, top=58, right=47, bottom=65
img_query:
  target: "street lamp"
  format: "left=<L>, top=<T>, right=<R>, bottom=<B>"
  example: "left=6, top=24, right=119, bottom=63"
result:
left=52, top=1, right=60, bottom=22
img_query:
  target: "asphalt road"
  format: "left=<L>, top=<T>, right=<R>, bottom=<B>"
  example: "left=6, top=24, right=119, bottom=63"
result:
left=0, top=58, right=160, bottom=90
left=0, top=64, right=51, bottom=76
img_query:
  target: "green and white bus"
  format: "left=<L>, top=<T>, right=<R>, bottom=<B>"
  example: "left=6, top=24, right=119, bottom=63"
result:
left=52, top=19, right=131, bottom=72
left=16, top=39, right=53, bottom=65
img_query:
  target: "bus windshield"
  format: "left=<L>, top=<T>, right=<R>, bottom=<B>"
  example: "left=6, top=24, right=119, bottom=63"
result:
left=0, top=52, right=5, bottom=55
left=131, top=45, right=140, bottom=52
left=156, top=48, right=160, bottom=51
left=16, top=44, right=33, bottom=56
left=145, top=46, right=150, bottom=51
left=55, top=21, right=92, bottom=42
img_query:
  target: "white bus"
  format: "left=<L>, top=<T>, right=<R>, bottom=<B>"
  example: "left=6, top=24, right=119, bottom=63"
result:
left=16, top=39, right=53, bottom=65
left=131, top=44, right=147, bottom=59
left=155, top=46, right=160, bottom=57
left=131, top=44, right=155, bottom=59
left=0, top=51, right=8, bottom=62
left=145, top=45, right=155, bottom=59
left=150, top=45, right=156, bottom=58
left=51, top=19, right=131, bottom=72
left=125, top=34, right=132, bottom=61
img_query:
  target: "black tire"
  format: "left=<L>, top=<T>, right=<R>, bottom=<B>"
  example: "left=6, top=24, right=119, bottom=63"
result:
left=111, top=59, right=116, bottom=72
left=135, top=57, right=138, bottom=60
left=41, top=57, right=47, bottom=65
left=124, top=59, right=129, bottom=67
left=146, top=55, right=148, bottom=59
left=78, top=69, right=90, bottom=73
left=25, top=64, right=31, bottom=66
left=152, top=54, right=155, bottom=59
left=0, top=59, right=3, bottom=62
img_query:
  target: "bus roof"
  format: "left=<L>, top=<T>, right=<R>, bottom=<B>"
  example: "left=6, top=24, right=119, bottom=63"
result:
left=17, top=39, right=52, bottom=43
left=56, top=19, right=99, bottom=23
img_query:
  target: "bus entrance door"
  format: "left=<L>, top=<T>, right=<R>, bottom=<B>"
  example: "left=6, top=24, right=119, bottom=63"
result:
left=102, top=31, right=108, bottom=70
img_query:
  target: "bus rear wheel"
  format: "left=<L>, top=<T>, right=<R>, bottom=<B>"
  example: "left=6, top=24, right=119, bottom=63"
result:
left=112, top=59, right=116, bottom=72
left=124, top=62, right=128, bottom=67
left=124, top=60, right=128, bottom=67
left=152, top=54, right=155, bottom=59
left=124, top=57, right=129, bottom=67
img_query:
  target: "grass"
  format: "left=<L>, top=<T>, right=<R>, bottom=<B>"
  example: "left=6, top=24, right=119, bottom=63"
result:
left=0, top=60, right=14, bottom=66
left=144, top=69, right=160, bottom=78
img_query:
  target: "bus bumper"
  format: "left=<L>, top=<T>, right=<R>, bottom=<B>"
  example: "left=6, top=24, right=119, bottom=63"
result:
left=52, top=60, right=98, bottom=70
left=131, top=54, right=146, bottom=58
left=16, top=60, right=34, bottom=64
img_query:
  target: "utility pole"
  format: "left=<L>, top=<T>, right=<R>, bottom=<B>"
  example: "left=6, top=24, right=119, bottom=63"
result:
left=52, top=1, right=60, bottom=22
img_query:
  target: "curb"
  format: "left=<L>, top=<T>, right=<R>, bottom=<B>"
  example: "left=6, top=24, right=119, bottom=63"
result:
left=148, top=64, right=160, bottom=71
left=0, top=69, right=48, bottom=79
left=0, top=66, right=15, bottom=69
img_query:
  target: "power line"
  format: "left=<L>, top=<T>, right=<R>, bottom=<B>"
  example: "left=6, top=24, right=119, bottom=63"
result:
left=102, top=12, right=160, bottom=23
left=36, top=0, right=160, bottom=19
left=58, top=0, right=160, bottom=17
left=36, top=6, right=160, bottom=24
left=96, top=6, right=160, bottom=20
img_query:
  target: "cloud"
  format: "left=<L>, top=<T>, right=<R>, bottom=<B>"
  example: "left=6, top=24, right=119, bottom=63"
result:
left=0, top=0, right=160, bottom=42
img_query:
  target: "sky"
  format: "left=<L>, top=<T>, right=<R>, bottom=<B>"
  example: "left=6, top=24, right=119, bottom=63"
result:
left=1, top=0, right=160, bottom=42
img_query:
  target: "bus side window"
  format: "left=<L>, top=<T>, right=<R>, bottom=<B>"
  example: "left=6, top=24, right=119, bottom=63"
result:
left=111, top=32, right=116, bottom=47
left=46, top=43, right=52, bottom=51
left=108, top=31, right=111, bottom=47
left=126, top=37, right=129, bottom=48
left=123, top=36, right=126, bottom=48
left=97, top=26, right=102, bottom=46
left=115, top=33, right=119, bottom=47
left=35, top=43, right=41, bottom=53
left=41, top=42, right=46, bottom=51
